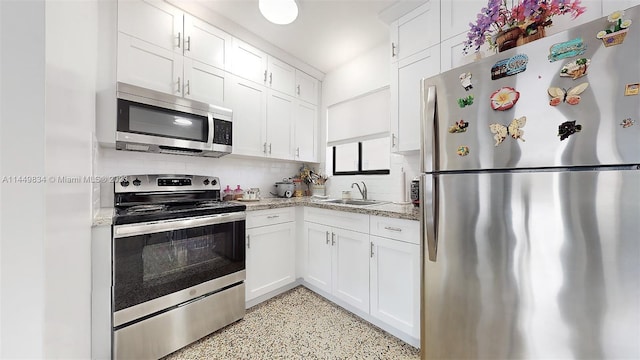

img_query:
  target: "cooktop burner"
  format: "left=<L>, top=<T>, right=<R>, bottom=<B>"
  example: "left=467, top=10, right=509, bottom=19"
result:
left=113, top=175, right=246, bottom=225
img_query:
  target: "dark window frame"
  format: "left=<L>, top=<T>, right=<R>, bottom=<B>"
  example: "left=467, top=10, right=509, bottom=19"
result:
left=332, top=142, right=390, bottom=176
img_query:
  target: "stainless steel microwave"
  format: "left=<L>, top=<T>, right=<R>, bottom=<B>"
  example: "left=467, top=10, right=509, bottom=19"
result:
left=115, top=82, right=233, bottom=157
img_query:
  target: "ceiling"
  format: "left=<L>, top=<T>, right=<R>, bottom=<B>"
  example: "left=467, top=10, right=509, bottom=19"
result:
left=197, top=0, right=420, bottom=74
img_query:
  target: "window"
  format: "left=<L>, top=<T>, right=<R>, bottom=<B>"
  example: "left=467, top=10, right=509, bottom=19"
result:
left=332, top=137, right=390, bottom=175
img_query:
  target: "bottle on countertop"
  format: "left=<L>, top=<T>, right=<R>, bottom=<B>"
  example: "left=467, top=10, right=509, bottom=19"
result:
left=234, top=185, right=244, bottom=200
left=223, top=185, right=234, bottom=201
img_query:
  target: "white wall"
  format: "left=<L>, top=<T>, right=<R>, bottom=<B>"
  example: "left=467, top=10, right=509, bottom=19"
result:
left=98, top=149, right=306, bottom=200
left=321, top=42, right=420, bottom=202
left=0, top=1, right=46, bottom=357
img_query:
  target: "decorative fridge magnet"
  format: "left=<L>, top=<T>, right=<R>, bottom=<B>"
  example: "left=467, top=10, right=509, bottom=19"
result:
left=456, top=146, right=470, bottom=157
left=597, top=10, right=632, bottom=47
left=558, top=120, right=582, bottom=140
left=458, top=95, right=474, bottom=108
left=490, top=87, right=520, bottom=111
left=459, top=73, right=473, bottom=90
left=548, top=38, right=586, bottom=62
left=448, top=119, right=469, bottom=133
left=624, top=83, right=639, bottom=96
left=491, top=54, right=529, bottom=80
left=620, top=118, right=635, bottom=128
left=548, top=82, right=589, bottom=106
left=560, top=58, right=590, bottom=79
left=489, top=116, right=527, bottom=146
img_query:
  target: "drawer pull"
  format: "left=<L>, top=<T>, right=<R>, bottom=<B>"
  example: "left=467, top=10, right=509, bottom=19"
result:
left=331, top=232, right=336, bottom=246
left=384, top=226, right=402, bottom=232
left=247, top=235, right=250, bottom=249
left=370, top=242, right=375, bottom=258
left=325, top=231, right=330, bottom=244
left=267, top=215, right=280, bottom=219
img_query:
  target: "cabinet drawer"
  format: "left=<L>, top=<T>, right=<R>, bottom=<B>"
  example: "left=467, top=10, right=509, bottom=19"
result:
left=370, top=215, right=419, bottom=244
left=304, top=207, right=368, bottom=233
left=246, top=207, right=295, bottom=228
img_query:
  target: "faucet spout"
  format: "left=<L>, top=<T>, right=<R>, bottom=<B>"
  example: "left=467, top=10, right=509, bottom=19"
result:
left=351, top=181, right=368, bottom=200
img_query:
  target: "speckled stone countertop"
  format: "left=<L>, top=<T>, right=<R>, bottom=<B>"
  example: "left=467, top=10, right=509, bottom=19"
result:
left=233, top=197, right=420, bottom=221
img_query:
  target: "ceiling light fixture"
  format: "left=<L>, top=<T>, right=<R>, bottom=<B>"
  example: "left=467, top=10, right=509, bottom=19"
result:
left=259, top=0, right=298, bottom=25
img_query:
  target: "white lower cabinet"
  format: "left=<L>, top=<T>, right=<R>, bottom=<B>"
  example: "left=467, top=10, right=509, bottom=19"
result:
left=370, top=235, right=420, bottom=338
left=245, top=209, right=296, bottom=302
left=303, top=208, right=370, bottom=313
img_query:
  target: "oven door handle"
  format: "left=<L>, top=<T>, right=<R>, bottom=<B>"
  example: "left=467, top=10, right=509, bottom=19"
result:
left=113, top=212, right=246, bottom=238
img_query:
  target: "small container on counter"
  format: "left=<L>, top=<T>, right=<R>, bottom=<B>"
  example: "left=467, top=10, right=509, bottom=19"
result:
left=233, top=185, right=244, bottom=200
left=223, top=185, right=234, bottom=201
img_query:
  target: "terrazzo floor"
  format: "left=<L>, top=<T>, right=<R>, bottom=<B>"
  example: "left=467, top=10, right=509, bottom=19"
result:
left=163, top=286, right=420, bottom=359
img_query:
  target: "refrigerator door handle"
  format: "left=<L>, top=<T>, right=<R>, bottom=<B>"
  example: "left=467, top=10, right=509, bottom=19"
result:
left=420, top=84, right=437, bottom=173
left=420, top=173, right=438, bottom=262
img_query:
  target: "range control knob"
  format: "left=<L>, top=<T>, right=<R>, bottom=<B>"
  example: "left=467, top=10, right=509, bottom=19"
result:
left=211, top=179, right=218, bottom=186
left=120, top=179, right=130, bottom=187
left=132, top=178, right=142, bottom=186
left=203, top=179, right=210, bottom=185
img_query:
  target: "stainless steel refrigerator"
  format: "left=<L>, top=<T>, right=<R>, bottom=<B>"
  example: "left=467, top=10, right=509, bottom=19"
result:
left=419, top=6, right=639, bottom=359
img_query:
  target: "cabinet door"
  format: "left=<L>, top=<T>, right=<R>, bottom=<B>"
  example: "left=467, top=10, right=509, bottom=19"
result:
left=603, top=0, right=640, bottom=14
left=294, top=101, right=317, bottom=162
left=304, top=222, right=333, bottom=293
left=183, top=14, right=230, bottom=70
left=228, top=74, right=267, bottom=157
left=183, top=58, right=226, bottom=106
left=266, top=91, right=294, bottom=160
left=117, top=32, right=182, bottom=96
left=440, top=0, right=486, bottom=41
left=370, top=235, right=420, bottom=338
left=231, top=38, right=268, bottom=85
left=295, top=70, right=319, bottom=105
left=268, top=56, right=296, bottom=96
left=245, top=222, right=296, bottom=301
left=118, top=0, right=183, bottom=54
left=332, top=228, right=370, bottom=313
left=395, top=1, right=440, bottom=61
left=392, top=46, right=440, bottom=152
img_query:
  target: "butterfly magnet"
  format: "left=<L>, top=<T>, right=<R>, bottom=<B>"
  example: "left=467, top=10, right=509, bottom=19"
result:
left=548, top=82, right=589, bottom=106
left=489, top=116, right=527, bottom=146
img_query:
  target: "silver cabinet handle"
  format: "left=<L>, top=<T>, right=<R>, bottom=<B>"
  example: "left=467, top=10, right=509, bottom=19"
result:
left=391, top=133, right=396, bottom=147
left=269, top=72, right=273, bottom=85
left=266, top=215, right=280, bottom=219
left=296, top=147, right=300, bottom=157
left=384, top=226, right=402, bottom=232
left=391, top=42, right=396, bottom=57
left=269, top=143, right=272, bottom=154
left=247, top=234, right=250, bottom=249
left=297, top=85, right=300, bottom=95
left=263, top=142, right=267, bottom=154
left=331, top=232, right=335, bottom=246
left=177, top=77, right=181, bottom=94
left=184, top=80, right=190, bottom=95
left=370, top=242, right=375, bottom=258
left=185, top=35, right=191, bottom=51
left=177, top=32, right=181, bottom=48
left=325, top=231, right=330, bottom=244
left=263, top=70, right=267, bottom=82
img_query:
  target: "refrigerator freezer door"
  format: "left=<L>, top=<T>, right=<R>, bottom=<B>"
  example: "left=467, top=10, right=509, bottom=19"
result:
left=421, top=168, right=640, bottom=359
left=423, top=5, right=640, bottom=171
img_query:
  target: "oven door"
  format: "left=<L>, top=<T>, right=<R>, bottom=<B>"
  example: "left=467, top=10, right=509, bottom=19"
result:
left=112, top=212, right=245, bottom=328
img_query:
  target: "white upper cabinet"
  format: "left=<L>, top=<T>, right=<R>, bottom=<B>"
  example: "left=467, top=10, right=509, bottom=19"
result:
left=440, top=0, right=486, bottom=41
left=183, top=58, right=227, bottom=105
left=267, top=56, right=296, bottom=96
left=118, top=0, right=183, bottom=54
left=266, top=91, right=295, bottom=160
left=390, top=1, right=440, bottom=63
left=603, top=0, right=640, bottom=14
left=231, top=38, right=269, bottom=85
left=295, top=70, right=319, bottom=105
left=228, top=74, right=267, bottom=158
left=294, top=101, right=317, bottom=162
left=183, top=15, right=231, bottom=70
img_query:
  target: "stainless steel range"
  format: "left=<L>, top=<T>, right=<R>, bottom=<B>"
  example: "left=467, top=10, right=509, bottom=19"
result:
left=112, top=175, right=246, bottom=359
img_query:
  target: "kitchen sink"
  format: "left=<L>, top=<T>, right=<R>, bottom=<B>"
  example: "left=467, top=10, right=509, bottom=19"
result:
left=322, top=199, right=387, bottom=206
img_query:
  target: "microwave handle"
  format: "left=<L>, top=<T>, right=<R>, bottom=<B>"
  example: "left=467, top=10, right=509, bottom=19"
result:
left=207, top=114, right=214, bottom=146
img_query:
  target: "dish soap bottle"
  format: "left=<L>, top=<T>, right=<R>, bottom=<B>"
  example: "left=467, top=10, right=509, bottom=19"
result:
left=234, top=185, right=244, bottom=200
left=223, top=185, right=233, bottom=201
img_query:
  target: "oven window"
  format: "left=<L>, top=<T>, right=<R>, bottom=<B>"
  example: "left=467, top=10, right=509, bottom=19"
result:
left=117, top=99, right=209, bottom=142
left=113, top=220, right=245, bottom=312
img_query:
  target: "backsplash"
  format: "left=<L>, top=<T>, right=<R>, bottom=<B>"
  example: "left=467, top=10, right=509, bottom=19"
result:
left=97, top=148, right=304, bottom=206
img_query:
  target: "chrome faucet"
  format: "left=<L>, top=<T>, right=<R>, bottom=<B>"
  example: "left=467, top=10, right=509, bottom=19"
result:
left=351, top=181, right=368, bottom=200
